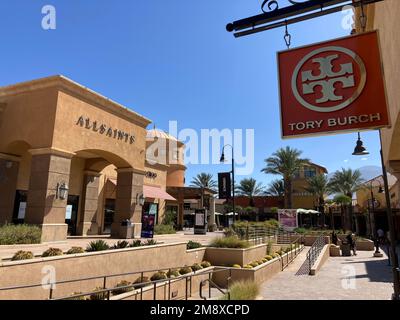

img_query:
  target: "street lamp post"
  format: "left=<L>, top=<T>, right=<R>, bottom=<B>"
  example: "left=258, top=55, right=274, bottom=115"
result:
left=352, top=130, right=400, bottom=300
left=220, top=144, right=235, bottom=222
left=366, top=179, right=384, bottom=257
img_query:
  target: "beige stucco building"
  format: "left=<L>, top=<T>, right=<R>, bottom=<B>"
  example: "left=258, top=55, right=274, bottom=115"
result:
left=355, top=0, right=400, bottom=236
left=0, top=75, right=186, bottom=242
left=292, top=162, right=328, bottom=209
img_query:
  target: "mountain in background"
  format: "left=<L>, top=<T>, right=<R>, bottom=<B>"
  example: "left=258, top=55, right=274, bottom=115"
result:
left=356, top=166, right=383, bottom=181
left=327, top=165, right=396, bottom=184
left=328, top=166, right=382, bottom=182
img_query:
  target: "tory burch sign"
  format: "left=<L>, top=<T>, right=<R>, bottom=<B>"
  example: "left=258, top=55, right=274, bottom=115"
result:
left=278, top=31, right=390, bottom=138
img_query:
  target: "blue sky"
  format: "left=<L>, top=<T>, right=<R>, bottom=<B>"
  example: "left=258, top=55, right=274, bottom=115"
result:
left=0, top=0, right=382, bottom=188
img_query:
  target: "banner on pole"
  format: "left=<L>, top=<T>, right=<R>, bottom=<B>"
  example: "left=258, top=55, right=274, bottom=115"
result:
left=278, top=209, right=298, bottom=230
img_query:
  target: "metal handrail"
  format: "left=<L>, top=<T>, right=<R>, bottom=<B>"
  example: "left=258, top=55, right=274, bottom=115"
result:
left=53, top=266, right=231, bottom=301
left=199, top=279, right=230, bottom=300
left=279, top=237, right=304, bottom=271
left=306, top=235, right=326, bottom=274
left=199, top=267, right=231, bottom=300
left=233, top=225, right=301, bottom=245
left=0, top=264, right=231, bottom=300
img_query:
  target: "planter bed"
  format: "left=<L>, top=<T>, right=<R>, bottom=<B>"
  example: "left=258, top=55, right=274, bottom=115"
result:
left=204, top=244, right=267, bottom=267
left=212, top=246, right=304, bottom=288
left=110, top=267, right=214, bottom=301
left=0, top=242, right=206, bottom=300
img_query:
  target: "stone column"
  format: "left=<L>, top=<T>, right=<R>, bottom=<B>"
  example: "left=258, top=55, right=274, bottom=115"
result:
left=209, top=196, right=216, bottom=231
left=77, top=171, right=101, bottom=235
left=111, top=168, right=144, bottom=239
left=25, top=149, right=74, bottom=242
left=0, top=153, right=20, bottom=224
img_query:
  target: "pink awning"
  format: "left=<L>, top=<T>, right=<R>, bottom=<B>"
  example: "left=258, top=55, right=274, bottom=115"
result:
left=143, top=185, right=176, bottom=201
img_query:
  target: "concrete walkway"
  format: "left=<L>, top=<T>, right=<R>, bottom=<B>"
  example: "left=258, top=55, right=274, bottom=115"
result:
left=261, top=249, right=394, bottom=300
left=0, top=230, right=223, bottom=260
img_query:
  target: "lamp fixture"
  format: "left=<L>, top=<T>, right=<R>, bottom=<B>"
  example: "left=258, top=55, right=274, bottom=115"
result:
left=137, top=193, right=145, bottom=206
left=56, top=182, right=69, bottom=200
left=352, top=132, right=370, bottom=156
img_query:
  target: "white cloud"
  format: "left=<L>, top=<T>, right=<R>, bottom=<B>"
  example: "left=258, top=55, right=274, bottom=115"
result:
left=344, top=159, right=349, bottom=163
left=361, top=158, right=368, bottom=161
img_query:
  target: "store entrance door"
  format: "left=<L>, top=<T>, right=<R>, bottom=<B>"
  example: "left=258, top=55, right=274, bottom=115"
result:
left=66, top=195, right=79, bottom=236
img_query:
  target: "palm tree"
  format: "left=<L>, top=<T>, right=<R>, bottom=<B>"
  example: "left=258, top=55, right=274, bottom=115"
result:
left=332, top=194, right=352, bottom=232
left=236, top=178, right=264, bottom=207
left=265, top=179, right=285, bottom=197
left=261, top=146, right=309, bottom=208
left=304, top=174, right=330, bottom=227
left=328, top=168, right=364, bottom=231
left=190, top=173, right=217, bottom=190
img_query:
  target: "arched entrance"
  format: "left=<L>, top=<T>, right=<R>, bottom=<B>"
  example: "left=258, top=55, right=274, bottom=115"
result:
left=70, top=149, right=145, bottom=239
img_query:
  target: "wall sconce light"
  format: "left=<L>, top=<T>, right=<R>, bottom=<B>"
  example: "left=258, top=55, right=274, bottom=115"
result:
left=136, top=193, right=145, bottom=206
left=56, top=182, right=69, bottom=200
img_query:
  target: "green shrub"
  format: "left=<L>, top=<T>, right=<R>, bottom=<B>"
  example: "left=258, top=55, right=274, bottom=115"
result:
left=89, top=287, right=107, bottom=300
left=113, top=240, right=130, bottom=249
left=294, top=227, right=307, bottom=234
left=179, top=266, right=193, bottom=275
left=167, top=269, right=181, bottom=278
left=209, top=236, right=251, bottom=249
left=162, top=210, right=177, bottom=226
left=265, top=255, right=273, bottom=261
left=187, top=240, right=202, bottom=250
left=111, top=280, right=133, bottom=295
left=86, top=240, right=110, bottom=252
left=284, top=247, right=292, bottom=253
left=264, top=219, right=280, bottom=228
left=42, top=248, right=63, bottom=257
left=66, top=247, right=85, bottom=255
left=133, top=276, right=150, bottom=289
left=200, top=261, right=211, bottom=268
left=250, top=261, right=259, bottom=267
left=261, top=258, right=267, bottom=263
left=232, top=264, right=242, bottom=268
left=130, top=240, right=142, bottom=247
left=222, top=280, right=260, bottom=300
left=0, top=224, right=41, bottom=245
left=223, top=228, right=237, bottom=237
left=150, top=271, right=168, bottom=281
left=11, top=250, right=34, bottom=261
left=272, top=253, right=279, bottom=259
left=191, top=263, right=203, bottom=271
left=154, top=224, right=175, bottom=235
left=243, top=264, right=253, bottom=269
left=143, top=239, right=158, bottom=246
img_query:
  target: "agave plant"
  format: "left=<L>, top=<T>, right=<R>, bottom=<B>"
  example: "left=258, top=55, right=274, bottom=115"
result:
left=86, top=240, right=110, bottom=252
left=113, top=240, right=130, bottom=249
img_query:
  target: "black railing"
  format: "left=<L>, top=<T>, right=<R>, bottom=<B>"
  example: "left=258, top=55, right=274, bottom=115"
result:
left=0, top=265, right=232, bottom=301
left=279, top=239, right=304, bottom=271
left=199, top=270, right=231, bottom=300
left=306, top=235, right=326, bottom=274
left=234, top=226, right=301, bottom=246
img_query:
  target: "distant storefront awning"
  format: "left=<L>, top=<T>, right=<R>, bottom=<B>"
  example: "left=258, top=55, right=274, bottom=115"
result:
left=143, top=185, right=176, bottom=201
left=106, top=179, right=176, bottom=201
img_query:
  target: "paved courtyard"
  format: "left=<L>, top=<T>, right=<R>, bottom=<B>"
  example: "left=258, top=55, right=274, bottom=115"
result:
left=261, top=248, right=395, bottom=300
left=0, top=230, right=223, bottom=260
